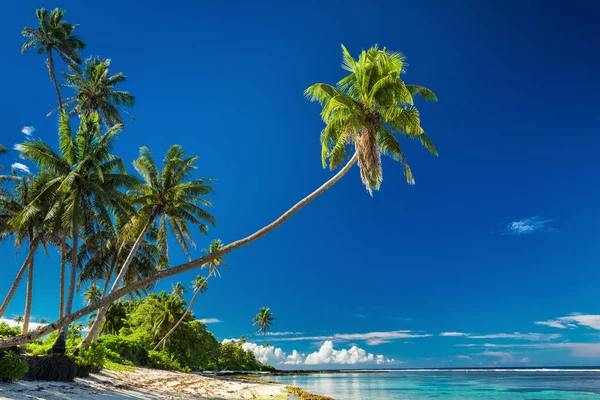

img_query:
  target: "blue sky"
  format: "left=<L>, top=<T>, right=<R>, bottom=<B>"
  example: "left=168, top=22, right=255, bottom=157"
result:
left=1, top=0, right=600, bottom=368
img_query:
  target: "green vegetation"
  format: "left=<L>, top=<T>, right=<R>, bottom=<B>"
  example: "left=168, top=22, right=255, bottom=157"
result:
left=1, top=6, right=437, bottom=384
left=0, top=351, right=29, bottom=382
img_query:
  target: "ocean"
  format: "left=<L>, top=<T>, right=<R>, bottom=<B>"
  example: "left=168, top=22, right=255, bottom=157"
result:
left=268, top=369, right=600, bottom=399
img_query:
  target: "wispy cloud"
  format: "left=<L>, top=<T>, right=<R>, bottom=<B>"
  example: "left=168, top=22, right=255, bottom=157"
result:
left=21, top=126, right=35, bottom=136
left=502, top=216, right=553, bottom=236
left=231, top=340, right=400, bottom=368
left=351, top=313, right=368, bottom=319
left=534, top=314, right=600, bottom=330
left=468, top=332, right=561, bottom=341
left=265, top=330, right=432, bottom=346
left=11, top=163, right=30, bottom=174
left=266, top=331, right=304, bottom=336
left=440, top=332, right=469, bottom=337
left=197, top=318, right=222, bottom=324
left=457, top=355, right=473, bottom=361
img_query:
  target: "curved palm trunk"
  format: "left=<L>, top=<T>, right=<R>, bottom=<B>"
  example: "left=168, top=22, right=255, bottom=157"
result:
left=0, top=240, right=38, bottom=319
left=53, top=225, right=79, bottom=354
left=153, top=280, right=207, bottom=351
left=59, top=232, right=67, bottom=318
left=0, top=153, right=358, bottom=348
left=46, top=49, right=63, bottom=113
left=79, top=214, right=157, bottom=349
left=21, top=252, right=35, bottom=335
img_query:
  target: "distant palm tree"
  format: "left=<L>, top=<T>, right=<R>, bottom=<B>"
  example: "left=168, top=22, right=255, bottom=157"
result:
left=61, top=57, right=135, bottom=126
left=305, top=44, right=438, bottom=194
left=83, top=284, right=103, bottom=306
left=80, top=145, right=216, bottom=349
left=39, top=318, right=47, bottom=324
left=154, top=275, right=208, bottom=351
left=251, top=307, right=274, bottom=337
left=21, top=8, right=85, bottom=112
left=202, top=239, right=228, bottom=278
left=14, top=316, right=24, bottom=326
left=170, top=282, right=187, bottom=298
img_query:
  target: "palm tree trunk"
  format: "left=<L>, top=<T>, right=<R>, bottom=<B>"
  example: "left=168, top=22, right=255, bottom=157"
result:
left=78, top=214, right=157, bottom=349
left=0, top=153, right=358, bottom=348
left=53, top=225, right=79, bottom=354
left=59, top=231, right=67, bottom=318
left=0, top=240, right=38, bottom=319
left=21, top=251, right=35, bottom=335
left=46, top=49, right=63, bottom=113
left=153, top=280, right=207, bottom=351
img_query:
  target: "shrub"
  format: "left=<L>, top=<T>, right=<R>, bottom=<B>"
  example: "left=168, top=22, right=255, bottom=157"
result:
left=75, top=342, right=106, bottom=371
left=99, top=335, right=148, bottom=365
left=147, top=350, right=188, bottom=372
left=0, top=351, right=29, bottom=382
left=0, top=322, right=20, bottom=338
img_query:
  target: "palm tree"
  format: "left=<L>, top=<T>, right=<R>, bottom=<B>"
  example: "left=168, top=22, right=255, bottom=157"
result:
left=80, top=145, right=216, bottom=349
left=250, top=307, right=274, bottom=338
left=170, top=282, right=187, bottom=298
left=39, top=318, right=47, bottom=324
left=83, top=284, right=102, bottom=306
left=0, top=145, right=6, bottom=170
left=60, top=57, right=135, bottom=126
left=21, top=8, right=85, bottom=112
left=305, top=44, right=438, bottom=195
left=17, top=112, right=136, bottom=352
left=1, top=44, right=439, bottom=348
left=0, top=173, right=53, bottom=336
left=13, top=316, right=24, bottom=326
left=153, top=275, right=208, bottom=351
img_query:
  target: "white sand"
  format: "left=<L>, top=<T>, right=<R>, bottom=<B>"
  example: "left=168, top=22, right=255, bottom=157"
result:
left=0, top=368, right=288, bottom=399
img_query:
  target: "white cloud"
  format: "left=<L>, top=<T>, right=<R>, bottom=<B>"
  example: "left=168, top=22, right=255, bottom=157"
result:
left=533, top=314, right=600, bottom=331
left=476, top=350, right=530, bottom=363
left=0, top=317, right=41, bottom=330
left=21, top=126, right=35, bottom=136
left=268, top=330, right=431, bottom=346
left=534, top=320, right=569, bottom=329
left=468, top=332, right=561, bottom=341
left=11, top=163, right=30, bottom=174
left=235, top=340, right=399, bottom=368
left=265, top=331, right=304, bottom=336
left=197, top=318, right=222, bottom=324
left=502, top=216, right=553, bottom=236
left=440, top=332, right=469, bottom=337
left=457, top=355, right=472, bottom=361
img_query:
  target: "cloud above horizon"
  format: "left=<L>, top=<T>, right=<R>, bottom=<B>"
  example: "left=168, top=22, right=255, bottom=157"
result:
left=21, top=126, right=35, bottom=136
left=262, top=330, right=432, bottom=346
left=197, top=318, right=222, bottom=324
left=534, top=314, right=600, bottom=330
left=440, top=332, right=469, bottom=337
left=502, top=216, right=553, bottom=236
left=11, top=162, right=30, bottom=174
left=468, top=332, right=561, bottom=341
left=234, top=340, right=399, bottom=367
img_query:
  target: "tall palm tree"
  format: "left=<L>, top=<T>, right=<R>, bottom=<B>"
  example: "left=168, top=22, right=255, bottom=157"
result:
left=21, top=8, right=85, bottom=112
left=61, top=57, right=135, bottom=126
left=83, top=284, right=102, bottom=306
left=250, top=307, right=274, bottom=338
left=0, top=173, right=53, bottom=336
left=80, top=145, right=216, bottom=349
left=1, top=44, right=440, bottom=348
left=153, top=275, right=208, bottom=351
left=305, top=44, right=438, bottom=195
left=17, top=112, right=136, bottom=351
left=170, top=282, right=187, bottom=298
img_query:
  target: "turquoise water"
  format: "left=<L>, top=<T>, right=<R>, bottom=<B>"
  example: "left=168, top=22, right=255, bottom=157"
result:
left=269, top=370, right=600, bottom=399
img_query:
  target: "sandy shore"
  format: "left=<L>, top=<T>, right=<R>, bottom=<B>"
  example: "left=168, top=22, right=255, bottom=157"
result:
left=0, top=368, right=288, bottom=400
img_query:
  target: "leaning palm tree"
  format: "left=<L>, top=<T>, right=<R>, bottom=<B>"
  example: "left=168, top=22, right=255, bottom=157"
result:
left=250, top=307, right=274, bottom=338
left=17, top=112, right=136, bottom=351
left=21, top=8, right=85, bottom=112
left=153, top=275, right=208, bottom=351
left=0, top=173, right=53, bottom=336
left=60, top=57, right=135, bottom=126
left=305, top=44, right=438, bottom=195
left=1, top=44, right=440, bottom=348
left=79, top=145, right=216, bottom=349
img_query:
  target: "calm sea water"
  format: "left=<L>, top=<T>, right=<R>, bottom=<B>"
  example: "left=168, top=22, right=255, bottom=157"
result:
left=269, top=370, right=600, bottom=399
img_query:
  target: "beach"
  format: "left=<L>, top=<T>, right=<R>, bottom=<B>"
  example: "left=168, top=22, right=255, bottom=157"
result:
left=0, top=368, right=288, bottom=400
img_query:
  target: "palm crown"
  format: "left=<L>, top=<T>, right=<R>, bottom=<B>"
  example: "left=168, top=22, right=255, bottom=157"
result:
left=252, top=307, right=274, bottom=336
left=305, top=44, right=438, bottom=195
left=62, top=57, right=135, bottom=126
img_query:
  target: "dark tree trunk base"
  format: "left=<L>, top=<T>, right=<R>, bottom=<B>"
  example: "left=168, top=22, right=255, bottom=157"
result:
left=23, top=355, right=77, bottom=381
